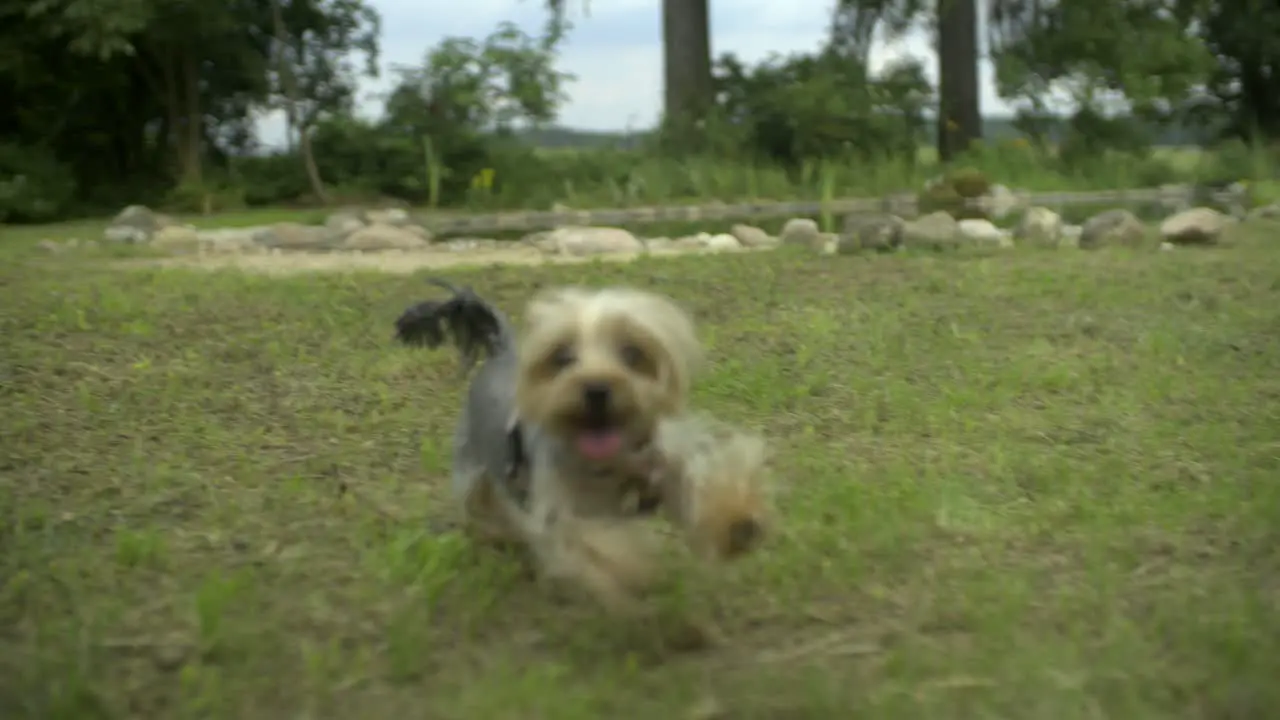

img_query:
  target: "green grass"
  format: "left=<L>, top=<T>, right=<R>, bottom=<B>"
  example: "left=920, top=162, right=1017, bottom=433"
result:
left=3, top=224, right=1280, bottom=719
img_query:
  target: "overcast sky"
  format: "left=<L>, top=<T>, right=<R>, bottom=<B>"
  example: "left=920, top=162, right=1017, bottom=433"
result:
left=254, top=0, right=1017, bottom=148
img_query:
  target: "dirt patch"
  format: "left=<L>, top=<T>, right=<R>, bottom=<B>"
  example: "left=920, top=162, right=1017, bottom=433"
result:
left=125, top=245, right=762, bottom=275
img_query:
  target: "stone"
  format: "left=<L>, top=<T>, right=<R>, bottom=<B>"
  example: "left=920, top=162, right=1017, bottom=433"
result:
left=195, top=227, right=261, bottom=253
left=1080, top=209, right=1146, bottom=249
left=149, top=225, right=201, bottom=253
left=1160, top=206, right=1231, bottom=246
left=903, top=211, right=960, bottom=250
left=545, top=226, right=644, bottom=256
left=841, top=213, right=905, bottom=253
left=103, top=204, right=178, bottom=244
left=363, top=207, right=412, bottom=227
left=984, top=184, right=1022, bottom=220
left=325, top=211, right=365, bottom=237
left=252, top=222, right=335, bottom=251
left=1015, top=207, right=1063, bottom=248
left=341, top=223, right=432, bottom=251
left=704, top=233, right=742, bottom=252
left=729, top=224, right=773, bottom=248
left=779, top=218, right=822, bottom=250
left=957, top=218, right=1013, bottom=248
left=1247, top=202, right=1280, bottom=222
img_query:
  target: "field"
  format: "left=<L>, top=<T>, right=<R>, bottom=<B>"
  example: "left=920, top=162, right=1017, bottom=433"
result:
left=3, top=223, right=1280, bottom=719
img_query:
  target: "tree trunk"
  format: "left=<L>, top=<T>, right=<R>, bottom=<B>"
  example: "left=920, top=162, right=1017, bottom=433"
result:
left=180, top=46, right=203, bottom=185
left=661, top=0, right=714, bottom=140
left=299, top=127, right=330, bottom=205
left=271, top=0, right=330, bottom=205
left=936, top=0, right=982, bottom=162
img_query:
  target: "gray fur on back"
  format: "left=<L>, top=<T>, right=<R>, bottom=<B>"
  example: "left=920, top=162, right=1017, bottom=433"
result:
left=451, top=347, right=520, bottom=501
left=392, top=279, right=525, bottom=507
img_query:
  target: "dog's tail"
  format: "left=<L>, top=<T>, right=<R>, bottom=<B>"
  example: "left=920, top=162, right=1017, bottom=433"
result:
left=393, top=278, right=516, bottom=374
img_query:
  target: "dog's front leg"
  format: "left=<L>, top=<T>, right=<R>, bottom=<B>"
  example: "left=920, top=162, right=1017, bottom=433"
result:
left=491, top=469, right=658, bottom=613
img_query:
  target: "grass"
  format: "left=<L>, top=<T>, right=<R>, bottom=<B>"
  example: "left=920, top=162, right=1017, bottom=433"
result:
left=3, top=221, right=1280, bottom=719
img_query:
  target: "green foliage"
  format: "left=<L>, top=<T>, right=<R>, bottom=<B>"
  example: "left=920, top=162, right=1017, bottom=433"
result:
left=1, top=0, right=1279, bottom=223
left=0, top=144, right=77, bottom=223
left=918, top=166, right=992, bottom=220
left=696, top=49, right=931, bottom=168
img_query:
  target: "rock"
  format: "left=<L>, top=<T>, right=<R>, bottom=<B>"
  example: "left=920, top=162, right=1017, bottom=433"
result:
left=196, top=227, right=261, bottom=253
left=520, top=231, right=559, bottom=254
left=1160, top=242, right=1176, bottom=252
left=984, top=184, right=1022, bottom=220
left=1015, top=207, right=1063, bottom=248
left=840, top=213, right=905, bottom=253
left=341, top=223, right=431, bottom=251
left=149, top=225, right=201, bottom=254
left=903, top=211, right=960, bottom=250
left=779, top=218, right=822, bottom=250
left=704, top=234, right=741, bottom=252
left=1247, top=202, right=1280, bottom=222
left=1080, top=209, right=1146, bottom=249
left=104, top=204, right=176, bottom=244
left=670, top=236, right=707, bottom=251
left=252, top=222, right=335, bottom=251
left=957, top=218, right=1013, bottom=248
left=546, top=226, right=644, bottom=256
left=645, top=237, right=675, bottom=252
left=404, top=225, right=434, bottom=242
left=1159, top=206, right=1232, bottom=246
left=363, top=207, right=412, bottom=227
left=730, top=224, right=773, bottom=248
left=37, top=239, right=67, bottom=253
left=325, top=211, right=365, bottom=237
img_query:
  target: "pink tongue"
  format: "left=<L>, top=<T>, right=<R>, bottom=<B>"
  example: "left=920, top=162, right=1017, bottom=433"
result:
left=575, top=430, right=623, bottom=460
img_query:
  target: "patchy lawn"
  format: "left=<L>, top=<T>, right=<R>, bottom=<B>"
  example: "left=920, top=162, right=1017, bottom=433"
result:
left=2, top=231, right=1279, bottom=719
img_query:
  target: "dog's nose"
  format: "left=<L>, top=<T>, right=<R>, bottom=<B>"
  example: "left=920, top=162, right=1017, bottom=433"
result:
left=582, top=382, right=612, bottom=413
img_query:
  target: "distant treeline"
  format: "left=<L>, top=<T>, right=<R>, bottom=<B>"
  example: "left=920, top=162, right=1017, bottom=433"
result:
left=517, top=117, right=1215, bottom=151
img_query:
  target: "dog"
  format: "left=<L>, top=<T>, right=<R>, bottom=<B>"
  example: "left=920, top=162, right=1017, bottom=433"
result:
left=394, top=279, right=769, bottom=612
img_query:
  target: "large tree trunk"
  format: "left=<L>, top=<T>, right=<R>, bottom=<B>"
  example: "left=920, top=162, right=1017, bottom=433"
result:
left=936, top=0, right=982, bottom=162
left=661, top=0, right=714, bottom=141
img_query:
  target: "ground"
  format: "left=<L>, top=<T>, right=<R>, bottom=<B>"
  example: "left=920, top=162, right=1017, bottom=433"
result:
left=3, top=220, right=1280, bottom=719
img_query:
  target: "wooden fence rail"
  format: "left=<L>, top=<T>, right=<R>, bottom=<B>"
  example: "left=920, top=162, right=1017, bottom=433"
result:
left=420, top=184, right=1247, bottom=236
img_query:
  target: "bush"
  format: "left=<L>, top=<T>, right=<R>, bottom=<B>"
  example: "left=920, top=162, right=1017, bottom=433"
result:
left=0, top=143, right=77, bottom=223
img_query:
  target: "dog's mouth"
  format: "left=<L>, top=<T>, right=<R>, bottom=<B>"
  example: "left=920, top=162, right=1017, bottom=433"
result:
left=573, top=421, right=625, bottom=461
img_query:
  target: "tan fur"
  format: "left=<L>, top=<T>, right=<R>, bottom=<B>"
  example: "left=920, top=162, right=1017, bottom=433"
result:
left=652, top=414, right=772, bottom=562
left=515, top=286, right=703, bottom=443
left=488, top=287, right=769, bottom=613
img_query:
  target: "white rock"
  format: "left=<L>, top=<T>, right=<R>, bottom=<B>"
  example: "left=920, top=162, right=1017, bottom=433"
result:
left=1159, top=206, right=1231, bottom=246
left=341, top=223, right=431, bottom=251
left=779, top=218, right=822, bottom=250
left=705, top=234, right=742, bottom=252
left=546, top=226, right=644, bottom=256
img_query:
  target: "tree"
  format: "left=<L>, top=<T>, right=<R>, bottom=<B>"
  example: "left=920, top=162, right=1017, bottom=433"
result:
left=268, top=0, right=380, bottom=205
left=545, top=0, right=716, bottom=143
left=830, top=0, right=982, bottom=162
left=936, top=0, right=981, bottom=161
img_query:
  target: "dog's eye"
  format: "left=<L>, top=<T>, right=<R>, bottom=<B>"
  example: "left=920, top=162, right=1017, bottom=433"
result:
left=618, top=343, right=648, bottom=370
left=548, top=344, right=576, bottom=371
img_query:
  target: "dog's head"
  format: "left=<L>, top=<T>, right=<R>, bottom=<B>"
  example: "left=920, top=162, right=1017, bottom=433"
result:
left=515, top=286, right=702, bottom=466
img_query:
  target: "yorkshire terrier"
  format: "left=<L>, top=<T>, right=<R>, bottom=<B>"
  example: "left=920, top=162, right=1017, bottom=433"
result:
left=394, top=279, right=770, bottom=612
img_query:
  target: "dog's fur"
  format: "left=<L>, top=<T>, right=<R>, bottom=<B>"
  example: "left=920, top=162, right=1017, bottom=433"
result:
left=395, top=279, right=769, bottom=611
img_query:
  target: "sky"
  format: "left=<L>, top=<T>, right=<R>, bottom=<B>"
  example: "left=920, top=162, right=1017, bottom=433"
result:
left=254, top=0, right=1018, bottom=148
